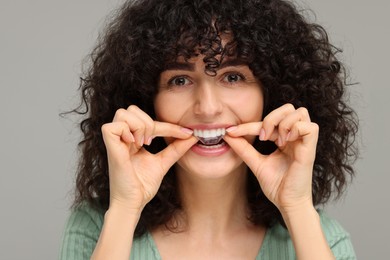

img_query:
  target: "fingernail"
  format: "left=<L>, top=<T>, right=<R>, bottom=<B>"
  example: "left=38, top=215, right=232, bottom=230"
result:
left=129, top=134, right=135, bottom=143
left=146, top=136, right=154, bottom=146
left=139, top=136, right=144, bottom=146
left=226, top=126, right=238, bottom=133
left=181, top=127, right=193, bottom=135
left=259, top=128, right=266, bottom=141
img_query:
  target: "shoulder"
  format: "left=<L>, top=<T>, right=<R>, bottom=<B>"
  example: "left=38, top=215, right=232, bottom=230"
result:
left=60, top=202, right=161, bottom=260
left=260, top=211, right=356, bottom=260
left=319, top=211, right=350, bottom=244
left=64, top=201, right=105, bottom=233
left=318, top=211, right=356, bottom=259
left=59, top=202, right=105, bottom=260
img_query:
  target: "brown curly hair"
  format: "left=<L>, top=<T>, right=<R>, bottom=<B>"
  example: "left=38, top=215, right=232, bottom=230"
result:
left=69, top=0, right=358, bottom=237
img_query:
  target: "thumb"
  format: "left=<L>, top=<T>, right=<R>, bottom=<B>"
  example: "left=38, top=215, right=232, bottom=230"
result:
left=157, top=136, right=198, bottom=172
left=223, top=135, right=264, bottom=171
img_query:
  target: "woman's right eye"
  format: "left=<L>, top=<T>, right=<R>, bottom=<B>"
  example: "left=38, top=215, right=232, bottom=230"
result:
left=168, top=76, right=191, bottom=87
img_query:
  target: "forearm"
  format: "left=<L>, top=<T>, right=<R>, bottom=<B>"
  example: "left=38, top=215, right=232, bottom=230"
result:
left=281, top=203, right=335, bottom=260
left=91, top=206, right=141, bottom=260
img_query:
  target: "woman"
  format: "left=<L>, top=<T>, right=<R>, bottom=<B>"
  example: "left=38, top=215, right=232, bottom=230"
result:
left=60, top=0, right=358, bottom=259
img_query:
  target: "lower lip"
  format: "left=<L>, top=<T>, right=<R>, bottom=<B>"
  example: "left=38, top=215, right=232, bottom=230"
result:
left=190, top=141, right=230, bottom=156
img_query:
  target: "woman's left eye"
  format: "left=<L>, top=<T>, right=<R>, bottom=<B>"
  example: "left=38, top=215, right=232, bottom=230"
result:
left=223, top=73, right=244, bottom=83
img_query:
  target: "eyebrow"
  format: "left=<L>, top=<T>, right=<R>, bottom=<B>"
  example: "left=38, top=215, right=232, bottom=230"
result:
left=163, top=59, right=248, bottom=72
left=219, top=59, right=248, bottom=70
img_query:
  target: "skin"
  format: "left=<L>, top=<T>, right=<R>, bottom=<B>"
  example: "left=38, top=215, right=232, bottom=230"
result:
left=153, top=56, right=265, bottom=259
left=92, top=55, right=335, bottom=259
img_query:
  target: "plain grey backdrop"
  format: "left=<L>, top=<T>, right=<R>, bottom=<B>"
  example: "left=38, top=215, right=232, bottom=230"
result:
left=0, top=0, right=388, bottom=259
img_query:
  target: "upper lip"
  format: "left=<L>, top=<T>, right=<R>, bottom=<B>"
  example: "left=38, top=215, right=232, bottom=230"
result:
left=185, top=124, right=234, bottom=130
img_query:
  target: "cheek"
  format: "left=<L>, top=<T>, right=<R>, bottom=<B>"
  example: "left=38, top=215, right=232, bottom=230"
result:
left=230, top=89, right=264, bottom=122
left=153, top=93, right=176, bottom=145
left=154, top=93, right=184, bottom=123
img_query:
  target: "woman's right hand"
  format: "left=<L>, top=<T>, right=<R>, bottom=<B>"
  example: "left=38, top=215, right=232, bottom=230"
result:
left=101, top=105, right=197, bottom=214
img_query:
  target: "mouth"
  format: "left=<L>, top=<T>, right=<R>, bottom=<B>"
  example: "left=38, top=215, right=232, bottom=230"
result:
left=193, top=128, right=226, bottom=146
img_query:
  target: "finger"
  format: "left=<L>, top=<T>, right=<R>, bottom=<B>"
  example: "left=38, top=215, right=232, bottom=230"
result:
left=261, top=103, right=296, bottom=141
left=101, top=122, right=136, bottom=164
left=127, top=105, right=156, bottom=146
left=157, top=136, right=198, bottom=171
left=226, top=122, right=262, bottom=137
left=113, top=107, right=156, bottom=147
left=278, top=107, right=311, bottom=146
left=288, top=121, right=319, bottom=145
left=115, top=106, right=194, bottom=146
left=102, top=122, right=134, bottom=145
left=226, top=122, right=278, bottom=142
left=223, top=135, right=264, bottom=172
left=286, top=121, right=319, bottom=164
left=153, top=121, right=194, bottom=139
left=113, top=108, right=145, bottom=147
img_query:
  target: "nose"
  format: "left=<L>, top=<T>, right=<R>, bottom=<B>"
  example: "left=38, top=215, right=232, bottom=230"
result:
left=194, top=81, right=223, bottom=118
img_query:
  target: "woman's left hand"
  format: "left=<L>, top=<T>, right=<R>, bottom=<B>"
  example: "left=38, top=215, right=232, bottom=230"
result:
left=223, top=104, right=319, bottom=213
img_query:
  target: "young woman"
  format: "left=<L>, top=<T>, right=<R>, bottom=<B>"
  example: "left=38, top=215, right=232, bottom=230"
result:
left=60, top=0, right=358, bottom=259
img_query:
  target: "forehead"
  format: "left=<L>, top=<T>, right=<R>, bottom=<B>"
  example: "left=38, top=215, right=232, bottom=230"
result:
left=164, top=55, right=248, bottom=71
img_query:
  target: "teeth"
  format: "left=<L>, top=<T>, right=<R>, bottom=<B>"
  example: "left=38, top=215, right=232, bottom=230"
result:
left=193, top=128, right=226, bottom=138
left=193, top=128, right=226, bottom=145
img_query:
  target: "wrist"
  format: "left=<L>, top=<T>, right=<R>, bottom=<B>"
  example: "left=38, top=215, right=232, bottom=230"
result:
left=92, top=202, right=140, bottom=259
left=279, top=199, right=317, bottom=225
left=278, top=201, right=334, bottom=260
left=107, top=202, right=143, bottom=221
left=109, top=197, right=145, bottom=215
left=279, top=198, right=317, bottom=218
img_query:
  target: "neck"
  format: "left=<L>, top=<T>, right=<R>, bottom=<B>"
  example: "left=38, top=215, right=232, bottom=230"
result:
left=173, top=163, right=251, bottom=237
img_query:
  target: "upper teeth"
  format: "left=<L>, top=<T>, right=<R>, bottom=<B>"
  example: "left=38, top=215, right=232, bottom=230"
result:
left=193, top=128, right=226, bottom=138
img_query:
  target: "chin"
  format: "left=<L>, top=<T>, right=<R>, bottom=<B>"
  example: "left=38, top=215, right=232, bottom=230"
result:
left=175, top=151, right=246, bottom=180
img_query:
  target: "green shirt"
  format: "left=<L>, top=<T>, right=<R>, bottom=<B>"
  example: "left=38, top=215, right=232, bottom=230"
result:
left=60, top=203, right=356, bottom=259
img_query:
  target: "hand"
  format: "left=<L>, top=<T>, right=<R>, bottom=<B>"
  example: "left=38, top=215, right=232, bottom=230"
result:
left=223, top=104, right=319, bottom=212
left=101, top=105, right=198, bottom=214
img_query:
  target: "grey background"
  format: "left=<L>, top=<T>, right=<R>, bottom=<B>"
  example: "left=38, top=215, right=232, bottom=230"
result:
left=0, top=0, right=388, bottom=259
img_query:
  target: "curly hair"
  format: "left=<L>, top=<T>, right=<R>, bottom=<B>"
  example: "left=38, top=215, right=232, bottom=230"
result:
left=70, top=0, right=358, bottom=237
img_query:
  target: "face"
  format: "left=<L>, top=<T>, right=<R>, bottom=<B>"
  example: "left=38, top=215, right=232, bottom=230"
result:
left=154, top=55, right=264, bottom=179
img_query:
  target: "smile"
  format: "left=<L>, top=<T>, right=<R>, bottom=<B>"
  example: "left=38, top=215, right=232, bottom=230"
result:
left=193, top=128, right=226, bottom=145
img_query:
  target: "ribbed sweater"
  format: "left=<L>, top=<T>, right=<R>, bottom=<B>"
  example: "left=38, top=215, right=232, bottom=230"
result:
left=60, top=203, right=356, bottom=259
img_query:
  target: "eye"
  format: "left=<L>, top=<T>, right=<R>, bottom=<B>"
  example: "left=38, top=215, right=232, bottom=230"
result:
left=168, top=76, right=191, bottom=87
left=223, top=73, right=244, bottom=83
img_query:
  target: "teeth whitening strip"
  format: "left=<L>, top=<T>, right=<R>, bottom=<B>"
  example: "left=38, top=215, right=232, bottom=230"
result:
left=193, top=128, right=226, bottom=145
